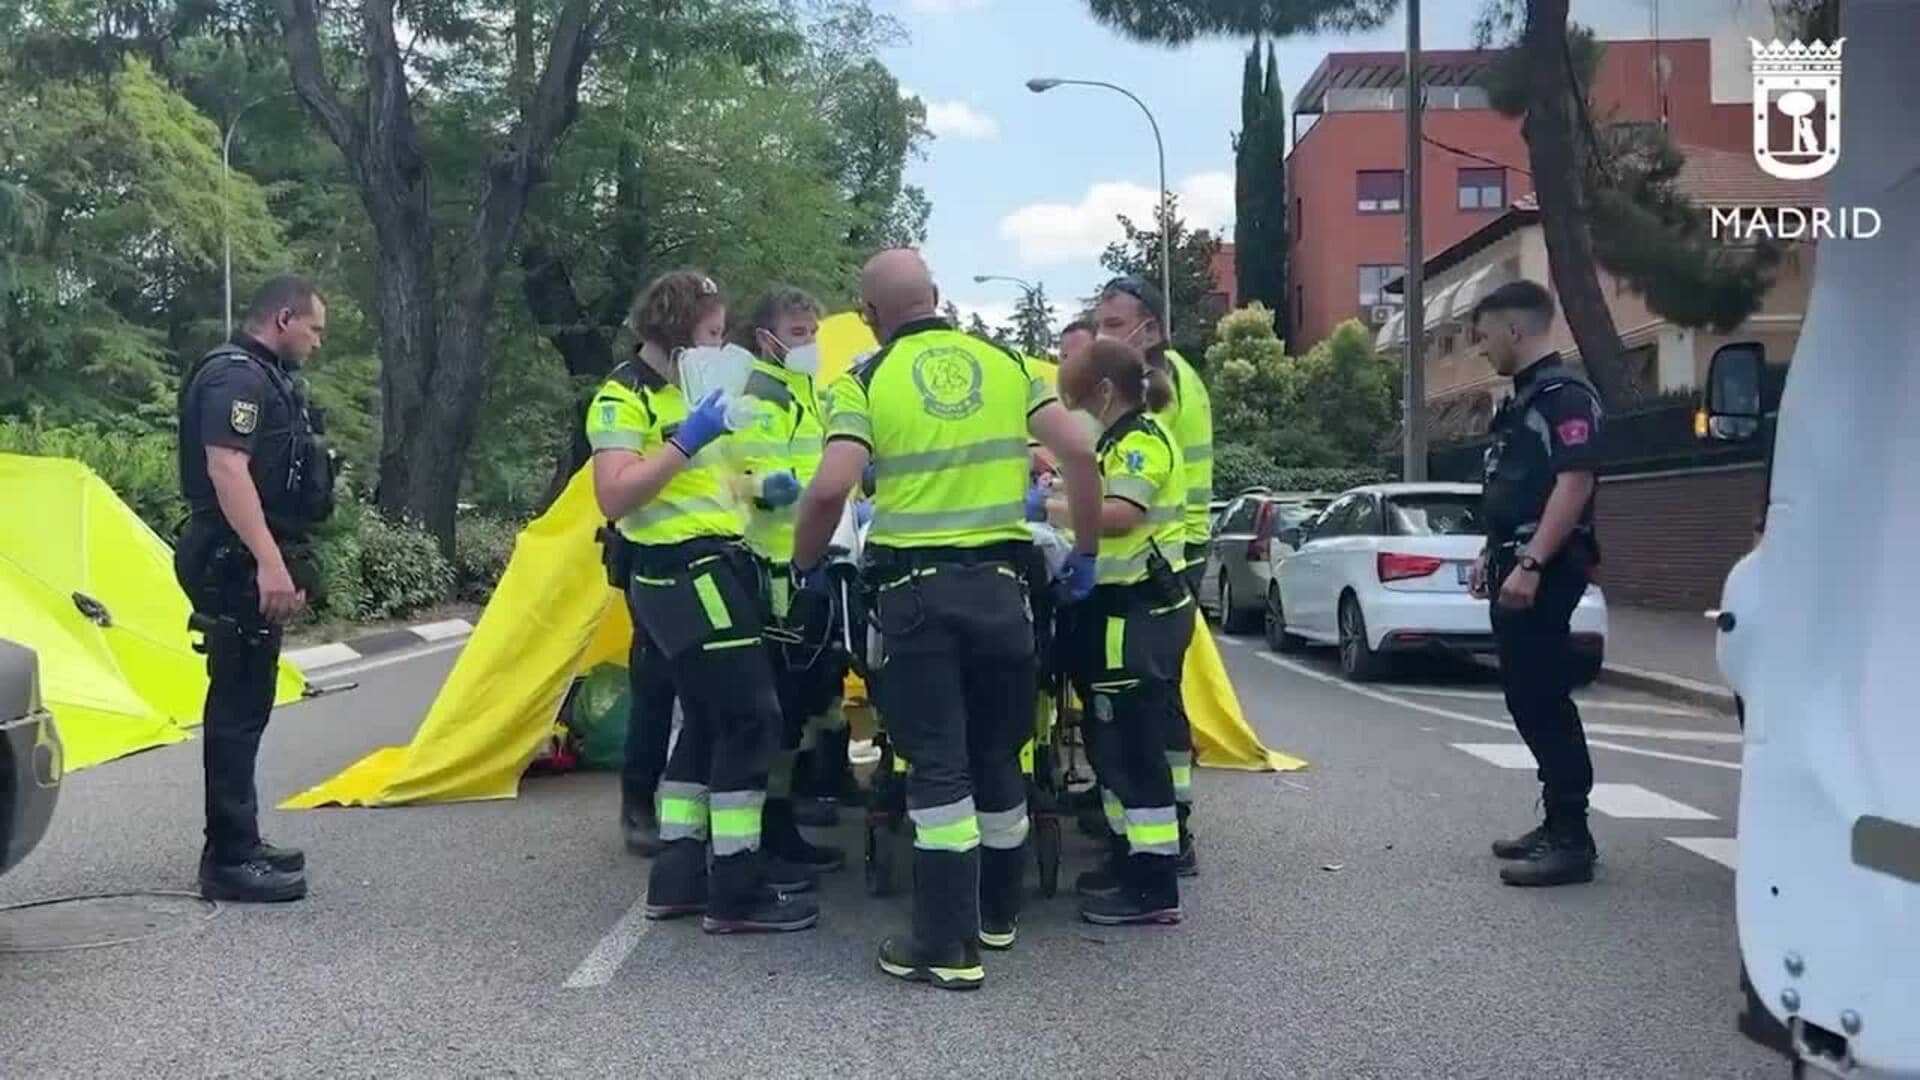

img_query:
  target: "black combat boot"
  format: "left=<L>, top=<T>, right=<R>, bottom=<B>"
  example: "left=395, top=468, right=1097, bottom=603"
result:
left=703, top=889, right=820, bottom=934
left=1176, top=805, right=1199, bottom=877
left=199, top=852, right=306, bottom=903
left=1080, top=854, right=1182, bottom=926
left=241, top=838, right=305, bottom=873
left=643, top=839, right=708, bottom=919
left=1491, top=821, right=1553, bottom=861
left=1500, top=815, right=1598, bottom=887
left=1075, top=835, right=1128, bottom=899
left=877, top=935, right=985, bottom=990
left=763, top=799, right=846, bottom=873
left=702, top=852, right=819, bottom=933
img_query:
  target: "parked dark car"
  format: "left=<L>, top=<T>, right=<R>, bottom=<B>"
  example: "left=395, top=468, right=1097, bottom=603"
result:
left=1, top=638, right=61, bottom=877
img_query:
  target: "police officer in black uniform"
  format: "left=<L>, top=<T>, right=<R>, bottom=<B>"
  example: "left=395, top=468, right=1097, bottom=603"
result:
left=175, top=275, right=335, bottom=903
left=1467, top=280, right=1603, bottom=888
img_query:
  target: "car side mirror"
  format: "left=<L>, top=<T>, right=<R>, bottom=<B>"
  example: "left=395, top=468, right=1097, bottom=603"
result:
left=1277, top=526, right=1305, bottom=549
left=1698, top=342, right=1765, bottom=443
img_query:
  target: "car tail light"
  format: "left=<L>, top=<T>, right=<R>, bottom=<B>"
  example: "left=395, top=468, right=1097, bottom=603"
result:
left=1377, top=552, right=1444, bottom=582
left=1248, top=502, right=1274, bottom=559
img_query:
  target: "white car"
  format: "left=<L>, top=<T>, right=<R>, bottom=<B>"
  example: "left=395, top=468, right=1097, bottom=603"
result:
left=1265, top=482, right=1607, bottom=683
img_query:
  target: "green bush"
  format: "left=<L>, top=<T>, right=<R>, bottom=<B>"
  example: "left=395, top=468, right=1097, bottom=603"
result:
left=453, top=515, right=521, bottom=604
left=0, top=419, right=184, bottom=534
left=352, top=510, right=454, bottom=619
left=1213, top=441, right=1390, bottom=497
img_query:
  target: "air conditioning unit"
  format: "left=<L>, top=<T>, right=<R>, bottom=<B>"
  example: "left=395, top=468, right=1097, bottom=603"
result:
left=1369, top=304, right=1398, bottom=325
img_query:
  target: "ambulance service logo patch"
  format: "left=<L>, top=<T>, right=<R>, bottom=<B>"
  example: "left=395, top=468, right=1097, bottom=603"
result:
left=911, top=346, right=983, bottom=421
left=1124, top=449, right=1146, bottom=474
left=230, top=399, right=259, bottom=435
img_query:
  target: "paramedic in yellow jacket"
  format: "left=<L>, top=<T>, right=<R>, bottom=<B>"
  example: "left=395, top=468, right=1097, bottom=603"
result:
left=1053, top=335, right=1194, bottom=924
left=732, top=287, right=847, bottom=877
left=1095, top=275, right=1209, bottom=874
left=587, top=270, right=816, bottom=936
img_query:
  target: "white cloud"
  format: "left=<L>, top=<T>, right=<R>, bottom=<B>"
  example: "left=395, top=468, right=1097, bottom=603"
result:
left=909, top=0, right=988, bottom=14
left=997, top=171, right=1236, bottom=266
left=919, top=98, right=999, bottom=140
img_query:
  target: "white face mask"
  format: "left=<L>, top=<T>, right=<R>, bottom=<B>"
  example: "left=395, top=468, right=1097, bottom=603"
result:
left=1098, top=321, right=1150, bottom=347
left=782, top=342, right=822, bottom=378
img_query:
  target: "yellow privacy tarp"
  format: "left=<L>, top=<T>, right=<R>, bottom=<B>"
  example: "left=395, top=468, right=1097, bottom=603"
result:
left=283, top=464, right=625, bottom=808
left=816, top=310, right=879, bottom=385
left=1185, top=614, right=1305, bottom=771
left=0, top=454, right=304, bottom=771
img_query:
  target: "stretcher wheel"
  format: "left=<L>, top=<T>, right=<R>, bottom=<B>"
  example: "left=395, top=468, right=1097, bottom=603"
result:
left=865, top=818, right=897, bottom=897
left=1033, top=815, right=1062, bottom=898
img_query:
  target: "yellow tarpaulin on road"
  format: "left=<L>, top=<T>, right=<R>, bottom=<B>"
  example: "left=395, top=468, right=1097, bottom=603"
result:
left=283, top=315, right=1300, bottom=808
left=0, top=454, right=305, bottom=771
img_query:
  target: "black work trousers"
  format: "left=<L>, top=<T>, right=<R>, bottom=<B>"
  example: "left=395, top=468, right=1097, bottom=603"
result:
left=621, top=631, right=676, bottom=813
left=871, top=557, right=1035, bottom=949
left=1066, top=584, right=1194, bottom=906
left=627, top=543, right=781, bottom=918
left=1489, top=554, right=1595, bottom=830
left=175, top=521, right=284, bottom=865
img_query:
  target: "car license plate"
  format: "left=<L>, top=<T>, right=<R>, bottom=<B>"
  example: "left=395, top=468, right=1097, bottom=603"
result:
left=1455, top=562, right=1472, bottom=585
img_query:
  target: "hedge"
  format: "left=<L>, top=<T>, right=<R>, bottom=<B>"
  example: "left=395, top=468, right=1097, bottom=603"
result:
left=1213, top=441, right=1390, bottom=498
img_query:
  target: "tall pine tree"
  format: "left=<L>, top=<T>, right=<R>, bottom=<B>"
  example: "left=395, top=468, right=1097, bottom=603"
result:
left=1233, top=40, right=1289, bottom=340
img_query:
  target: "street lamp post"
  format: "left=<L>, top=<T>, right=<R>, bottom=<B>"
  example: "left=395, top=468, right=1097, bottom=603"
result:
left=973, top=274, right=1043, bottom=353
left=1026, top=77, right=1172, bottom=340
left=222, top=95, right=277, bottom=340
left=1401, top=1, right=1429, bottom=481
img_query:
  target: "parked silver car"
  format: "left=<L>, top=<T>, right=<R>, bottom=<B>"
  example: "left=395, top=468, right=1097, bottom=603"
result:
left=1199, top=490, right=1332, bottom=633
left=1, top=638, right=61, bottom=878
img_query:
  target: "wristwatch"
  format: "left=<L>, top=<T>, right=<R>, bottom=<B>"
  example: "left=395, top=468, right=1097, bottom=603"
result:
left=1517, top=554, right=1544, bottom=572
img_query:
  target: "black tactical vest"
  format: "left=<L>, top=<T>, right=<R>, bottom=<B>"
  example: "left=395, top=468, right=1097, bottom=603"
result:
left=1481, top=362, right=1600, bottom=547
left=179, top=346, right=336, bottom=540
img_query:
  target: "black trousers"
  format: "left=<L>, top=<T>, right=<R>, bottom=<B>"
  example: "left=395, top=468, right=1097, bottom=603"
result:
left=175, top=521, right=283, bottom=865
left=871, top=559, right=1035, bottom=948
left=621, top=630, right=676, bottom=812
left=1489, top=555, right=1595, bottom=827
left=1066, top=586, right=1193, bottom=904
left=628, top=544, right=781, bottom=917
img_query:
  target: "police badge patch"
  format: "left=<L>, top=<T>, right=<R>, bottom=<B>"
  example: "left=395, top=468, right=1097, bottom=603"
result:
left=230, top=399, right=259, bottom=435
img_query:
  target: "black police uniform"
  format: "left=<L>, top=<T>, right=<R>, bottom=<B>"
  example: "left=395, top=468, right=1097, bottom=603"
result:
left=1481, top=354, right=1602, bottom=877
left=619, top=631, right=676, bottom=854
left=175, top=333, right=333, bottom=901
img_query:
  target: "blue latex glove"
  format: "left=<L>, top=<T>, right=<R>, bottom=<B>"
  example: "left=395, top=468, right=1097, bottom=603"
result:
left=670, top=389, right=729, bottom=457
left=758, top=470, right=802, bottom=509
left=853, top=499, right=873, bottom=528
left=1024, top=483, right=1050, bottom=523
left=790, top=560, right=831, bottom=594
left=1054, top=551, right=1097, bottom=604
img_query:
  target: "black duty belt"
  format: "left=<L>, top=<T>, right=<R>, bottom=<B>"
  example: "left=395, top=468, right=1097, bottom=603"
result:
left=628, top=535, right=750, bottom=577
left=866, top=540, right=1030, bottom=574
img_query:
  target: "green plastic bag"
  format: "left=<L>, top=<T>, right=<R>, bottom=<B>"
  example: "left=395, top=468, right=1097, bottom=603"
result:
left=567, top=665, right=631, bottom=771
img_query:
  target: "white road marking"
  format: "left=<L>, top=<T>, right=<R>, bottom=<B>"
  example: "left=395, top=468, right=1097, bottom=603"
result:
left=1668, top=836, right=1739, bottom=870
left=1451, top=743, right=1539, bottom=770
left=1255, top=654, right=1740, bottom=772
left=284, top=642, right=361, bottom=672
left=1398, top=684, right=1719, bottom=721
left=1589, top=783, right=1717, bottom=821
left=563, top=892, right=654, bottom=989
left=1584, top=721, right=1741, bottom=745
left=1213, top=634, right=1243, bottom=647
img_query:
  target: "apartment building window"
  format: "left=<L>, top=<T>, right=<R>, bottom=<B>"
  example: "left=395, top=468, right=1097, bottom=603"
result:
left=1294, top=285, right=1305, bottom=331
left=1356, top=170, right=1404, bottom=213
left=1457, top=167, right=1506, bottom=210
left=1357, top=264, right=1405, bottom=308
left=1294, top=196, right=1303, bottom=239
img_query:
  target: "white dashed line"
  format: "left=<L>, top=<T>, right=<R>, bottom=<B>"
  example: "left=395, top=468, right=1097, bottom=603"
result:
left=1398, top=684, right=1723, bottom=722
left=1255, top=653, right=1740, bottom=772
left=563, top=892, right=654, bottom=989
left=1451, top=742, right=1539, bottom=770
left=1589, top=783, right=1717, bottom=821
left=1668, top=836, right=1738, bottom=869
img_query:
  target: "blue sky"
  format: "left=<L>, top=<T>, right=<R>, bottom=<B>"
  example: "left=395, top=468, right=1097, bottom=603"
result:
left=878, top=0, right=1776, bottom=332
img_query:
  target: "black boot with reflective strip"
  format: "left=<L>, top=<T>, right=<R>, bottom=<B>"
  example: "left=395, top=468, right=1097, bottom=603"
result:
left=878, top=935, right=985, bottom=990
left=882, top=846, right=985, bottom=988
left=622, top=797, right=666, bottom=857
left=1080, top=853, right=1181, bottom=926
left=643, top=839, right=708, bottom=919
left=978, top=846, right=1024, bottom=950
left=702, top=851, right=819, bottom=933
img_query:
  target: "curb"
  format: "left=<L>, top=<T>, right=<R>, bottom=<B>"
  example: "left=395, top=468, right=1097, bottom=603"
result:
left=285, top=618, right=474, bottom=675
left=1598, top=662, right=1737, bottom=713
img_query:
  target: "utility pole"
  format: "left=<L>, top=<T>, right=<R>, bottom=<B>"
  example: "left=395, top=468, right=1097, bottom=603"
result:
left=1401, top=0, right=1428, bottom=481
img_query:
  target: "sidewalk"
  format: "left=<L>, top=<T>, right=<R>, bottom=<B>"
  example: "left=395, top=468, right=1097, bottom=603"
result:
left=1601, top=603, right=1736, bottom=711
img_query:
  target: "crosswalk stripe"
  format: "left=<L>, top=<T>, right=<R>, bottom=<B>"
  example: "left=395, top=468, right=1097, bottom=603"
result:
left=1451, top=743, right=1538, bottom=770
left=1668, top=836, right=1738, bottom=869
left=1590, top=783, right=1717, bottom=821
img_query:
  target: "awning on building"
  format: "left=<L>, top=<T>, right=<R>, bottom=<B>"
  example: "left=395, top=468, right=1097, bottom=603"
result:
left=1375, top=307, right=1404, bottom=351
left=1447, top=264, right=1503, bottom=322
left=1423, top=280, right=1461, bottom=331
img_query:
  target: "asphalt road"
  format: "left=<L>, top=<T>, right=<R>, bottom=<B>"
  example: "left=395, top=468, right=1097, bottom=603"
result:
left=0, top=631, right=1779, bottom=1079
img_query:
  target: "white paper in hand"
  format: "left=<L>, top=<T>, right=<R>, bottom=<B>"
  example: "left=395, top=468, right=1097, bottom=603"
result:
left=677, top=344, right=757, bottom=424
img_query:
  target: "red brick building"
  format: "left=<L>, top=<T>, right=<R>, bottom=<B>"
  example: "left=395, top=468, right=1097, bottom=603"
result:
left=1285, top=38, right=1749, bottom=349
